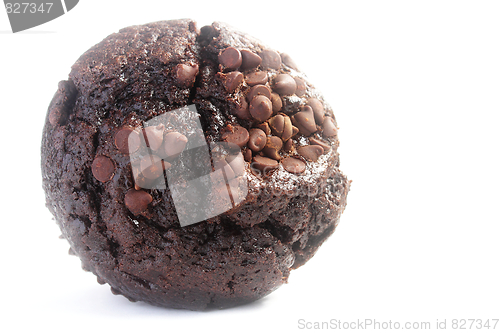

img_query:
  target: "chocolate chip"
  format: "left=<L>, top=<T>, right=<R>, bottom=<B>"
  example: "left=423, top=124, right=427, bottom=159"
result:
left=124, top=189, right=153, bottom=215
left=221, top=71, right=244, bottom=92
left=243, top=148, right=253, bottom=162
left=48, top=80, right=77, bottom=126
left=140, top=154, right=165, bottom=180
left=307, top=98, right=325, bottom=124
left=246, top=84, right=271, bottom=102
left=282, top=115, right=293, bottom=141
left=175, top=63, right=199, bottom=87
left=283, top=139, right=294, bottom=152
left=273, top=74, right=296, bottom=95
left=323, top=117, right=338, bottom=137
left=240, top=50, right=262, bottom=71
left=292, top=106, right=317, bottom=136
left=222, top=125, right=249, bottom=148
left=294, top=77, right=306, bottom=97
left=282, top=157, right=305, bottom=174
left=266, top=136, right=283, bottom=149
left=232, top=97, right=251, bottom=120
left=280, top=53, right=298, bottom=70
left=309, top=138, right=332, bottom=153
left=219, top=47, right=242, bottom=70
left=226, top=153, right=245, bottom=177
left=256, top=122, right=271, bottom=135
left=270, top=92, right=283, bottom=113
left=292, top=126, right=300, bottom=137
left=227, top=176, right=247, bottom=203
left=252, top=155, right=279, bottom=172
left=262, top=136, right=283, bottom=160
left=297, top=145, right=324, bottom=162
left=245, top=71, right=268, bottom=86
left=91, top=155, right=115, bottom=182
left=200, top=25, right=217, bottom=39
left=114, top=127, right=141, bottom=154
left=268, top=114, right=285, bottom=137
left=249, top=95, right=273, bottom=122
left=309, top=137, right=331, bottom=152
left=260, top=50, right=281, bottom=70
left=163, top=131, right=188, bottom=158
left=132, top=163, right=159, bottom=190
left=143, top=124, right=165, bottom=151
left=248, top=128, right=267, bottom=152
left=214, top=158, right=235, bottom=180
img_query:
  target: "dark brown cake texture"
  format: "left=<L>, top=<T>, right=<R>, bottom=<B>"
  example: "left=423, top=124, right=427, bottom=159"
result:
left=41, top=19, right=350, bottom=310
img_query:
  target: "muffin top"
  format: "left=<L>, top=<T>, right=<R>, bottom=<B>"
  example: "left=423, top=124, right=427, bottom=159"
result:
left=47, top=19, right=341, bottom=226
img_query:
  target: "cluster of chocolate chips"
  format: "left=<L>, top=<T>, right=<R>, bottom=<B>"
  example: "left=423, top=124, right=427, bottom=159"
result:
left=217, top=47, right=338, bottom=175
left=89, top=47, right=338, bottom=216
left=91, top=124, right=189, bottom=216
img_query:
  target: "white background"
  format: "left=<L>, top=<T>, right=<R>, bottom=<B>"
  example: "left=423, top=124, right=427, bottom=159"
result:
left=1, top=1, right=499, bottom=332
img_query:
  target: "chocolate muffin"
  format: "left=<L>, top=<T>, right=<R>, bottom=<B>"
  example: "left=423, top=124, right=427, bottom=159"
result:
left=41, top=19, right=350, bottom=310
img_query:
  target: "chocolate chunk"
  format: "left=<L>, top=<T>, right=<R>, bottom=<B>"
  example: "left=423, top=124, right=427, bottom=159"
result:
left=252, top=155, right=278, bottom=172
left=143, top=124, right=165, bottom=150
left=256, top=122, right=271, bottom=135
left=175, top=63, right=199, bottom=87
left=292, top=106, right=317, bottom=136
left=200, top=24, right=216, bottom=39
left=283, top=139, right=294, bottom=152
left=323, top=117, right=338, bottom=137
left=243, top=148, right=253, bottom=162
left=270, top=92, right=283, bottom=113
left=246, top=84, right=271, bottom=102
left=282, top=157, right=305, bottom=174
left=143, top=124, right=165, bottom=151
left=297, top=145, right=324, bottom=162
left=226, top=153, right=245, bottom=177
left=240, top=50, right=262, bottom=71
left=91, top=155, right=115, bottom=182
left=221, top=71, right=244, bottom=92
left=280, top=53, right=298, bottom=70
left=268, top=114, right=285, bottom=137
left=132, top=165, right=154, bottom=190
left=262, top=136, right=283, bottom=160
left=273, top=74, right=296, bottom=95
left=245, top=71, right=268, bottom=86
left=124, top=189, right=153, bottom=215
left=260, top=50, right=281, bottom=70
left=140, top=154, right=165, bottom=180
left=282, top=115, right=293, bottom=141
left=294, top=77, right=306, bottom=97
left=114, top=127, right=141, bottom=154
left=248, top=128, right=267, bottom=152
left=222, top=125, right=249, bottom=148
left=249, top=95, right=273, bottom=122
left=218, top=47, right=242, bottom=70
left=163, top=131, right=188, bottom=158
left=266, top=136, right=283, bottom=150
left=214, top=158, right=235, bottom=180
left=291, top=126, right=300, bottom=137
left=48, top=80, right=77, bottom=126
left=232, top=97, right=251, bottom=120
left=307, top=98, right=325, bottom=125
left=309, top=137, right=331, bottom=152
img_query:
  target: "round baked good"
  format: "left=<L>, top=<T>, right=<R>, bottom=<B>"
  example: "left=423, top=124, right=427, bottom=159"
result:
left=41, top=19, right=350, bottom=310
